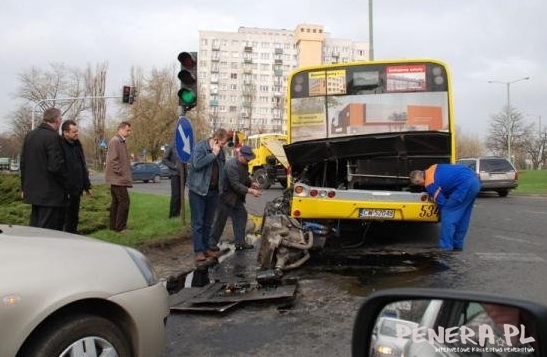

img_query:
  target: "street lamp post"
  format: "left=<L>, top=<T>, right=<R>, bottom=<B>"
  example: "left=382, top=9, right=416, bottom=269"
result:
left=368, top=0, right=374, bottom=61
left=488, top=77, right=530, bottom=162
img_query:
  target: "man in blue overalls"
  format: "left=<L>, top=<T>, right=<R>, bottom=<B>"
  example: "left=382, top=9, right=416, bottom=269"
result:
left=409, top=164, right=481, bottom=251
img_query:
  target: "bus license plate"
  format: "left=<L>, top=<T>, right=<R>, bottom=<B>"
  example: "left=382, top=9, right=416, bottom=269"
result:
left=358, top=208, right=395, bottom=219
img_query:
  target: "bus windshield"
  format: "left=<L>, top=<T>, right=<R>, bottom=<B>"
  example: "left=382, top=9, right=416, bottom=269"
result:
left=289, top=61, right=451, bottom=143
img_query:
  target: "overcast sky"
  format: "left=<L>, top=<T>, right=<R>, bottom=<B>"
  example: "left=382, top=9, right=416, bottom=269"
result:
left=1, top=0, right=545, bottom=137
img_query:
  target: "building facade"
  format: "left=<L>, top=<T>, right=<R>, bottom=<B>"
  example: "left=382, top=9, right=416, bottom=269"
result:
left=198, top=24, right=368, bottom=134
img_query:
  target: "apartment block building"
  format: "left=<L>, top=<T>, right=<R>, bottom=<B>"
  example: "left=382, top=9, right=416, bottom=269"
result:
left=198, top=24, right=368, bottom=134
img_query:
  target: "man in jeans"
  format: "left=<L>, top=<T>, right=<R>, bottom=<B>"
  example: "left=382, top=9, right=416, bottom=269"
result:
left=209, top=146, right=261, bottom=252
left=105, top=121, right=132, bottom=233
left=186, top=128, right=228, bottom=263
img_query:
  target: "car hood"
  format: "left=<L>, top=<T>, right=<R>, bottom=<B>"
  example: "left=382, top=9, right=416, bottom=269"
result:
left=0, top=224, right=149, bottom=297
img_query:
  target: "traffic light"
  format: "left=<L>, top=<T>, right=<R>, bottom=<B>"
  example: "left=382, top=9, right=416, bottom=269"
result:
left=122, top=86, right=131, bottom=104
left=177, top=51, right=197, bottom=111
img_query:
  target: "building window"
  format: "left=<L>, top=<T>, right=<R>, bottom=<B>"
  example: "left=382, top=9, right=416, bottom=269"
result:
left=231, top=62, right=239, bottom=69
left=221, top=39, right=227, bottom=47
left=260, top=53, right=270, bottom=60
left=201, top=38, right=208, bottom=45
left=232, top=51, right=239, bottom=58
left=229, top=106, right=237, bottom=112
left=230, top=73, right=238, bottom=79
left=260, top=85, right=269, bottom=92
left=230, top=84, right=237, bottom=90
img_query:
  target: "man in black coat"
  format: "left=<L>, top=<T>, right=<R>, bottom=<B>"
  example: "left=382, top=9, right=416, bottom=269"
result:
left=161, top=144, right=186, bottom=218
left=20, top=108, right=69, bottom=230
left=60, top=120, right=92, bottom=233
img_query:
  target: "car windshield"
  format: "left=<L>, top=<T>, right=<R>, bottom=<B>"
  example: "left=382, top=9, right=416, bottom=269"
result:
left=481, top=159, right=514, bottom=172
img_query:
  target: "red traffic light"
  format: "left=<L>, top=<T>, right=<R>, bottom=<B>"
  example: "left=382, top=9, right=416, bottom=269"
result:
left=178, top=52, right=196, bottom=69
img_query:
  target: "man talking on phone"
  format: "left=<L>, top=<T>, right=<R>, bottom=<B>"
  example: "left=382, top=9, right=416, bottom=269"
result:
left=186, top=128, right=229, bottom=263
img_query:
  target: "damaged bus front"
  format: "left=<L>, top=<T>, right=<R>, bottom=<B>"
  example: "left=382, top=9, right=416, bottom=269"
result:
left=258, top=59, right=455, bottom=274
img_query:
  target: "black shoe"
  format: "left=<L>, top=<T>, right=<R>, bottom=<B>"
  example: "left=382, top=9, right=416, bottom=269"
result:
left=453, top=247, right=463, bottom=251
left=235, top=242, right=254, bottom=250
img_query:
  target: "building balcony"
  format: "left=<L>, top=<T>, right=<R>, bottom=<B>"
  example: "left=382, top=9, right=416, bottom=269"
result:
left=243, top=58, right=253, bottom=64
left=211, top=56, right=220, bottom=62
left=274, top=48, right=283, bottom=55
left=244, top=46, right=253, bottom=52
left=274, top=59, right=283, bottom=65
left=209, top=99, right=219, bottom=106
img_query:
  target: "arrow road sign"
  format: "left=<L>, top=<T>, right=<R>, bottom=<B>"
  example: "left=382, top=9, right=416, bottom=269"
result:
left=174, top=116, right=194, bottom=163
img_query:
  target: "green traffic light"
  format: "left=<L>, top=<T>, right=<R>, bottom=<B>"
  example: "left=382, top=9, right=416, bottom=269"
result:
left=178, top=89, right=196, bottom=105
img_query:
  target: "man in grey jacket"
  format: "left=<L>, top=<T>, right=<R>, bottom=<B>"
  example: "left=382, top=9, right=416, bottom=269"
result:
left=186, top=128, right=228, bottom=262
left=105, top=121, right=132, bottom=233
left=209, top=145, right=261, bottom=252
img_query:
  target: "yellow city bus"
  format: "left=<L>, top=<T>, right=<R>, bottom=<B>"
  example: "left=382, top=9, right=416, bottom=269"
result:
left=284, top=59, right=456, bottom=223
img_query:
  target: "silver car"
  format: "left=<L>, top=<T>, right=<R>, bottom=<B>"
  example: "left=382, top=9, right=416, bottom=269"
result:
left=457, top=156, right=518, bottom=197
left=0, top=224, right=169, bottom=357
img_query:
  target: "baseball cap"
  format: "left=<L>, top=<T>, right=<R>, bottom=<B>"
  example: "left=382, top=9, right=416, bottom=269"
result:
left=238, top=145, right=256, bottom=161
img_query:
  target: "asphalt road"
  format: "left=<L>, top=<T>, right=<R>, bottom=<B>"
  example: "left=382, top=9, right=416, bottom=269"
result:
left=92, top=174, right=547, bottom=356
left=163, top=193, right=547, bottom=357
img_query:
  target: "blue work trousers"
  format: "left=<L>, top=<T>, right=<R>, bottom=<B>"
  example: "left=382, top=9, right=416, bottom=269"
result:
left=439, top=179, right=481, bottom=250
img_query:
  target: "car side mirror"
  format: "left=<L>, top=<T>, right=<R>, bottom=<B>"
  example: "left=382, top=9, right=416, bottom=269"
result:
left=352, top=288, right=547, bottom=357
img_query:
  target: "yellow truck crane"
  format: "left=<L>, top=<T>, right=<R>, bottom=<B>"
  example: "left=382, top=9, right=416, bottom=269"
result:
left=244, top=133, right=289, bottom=189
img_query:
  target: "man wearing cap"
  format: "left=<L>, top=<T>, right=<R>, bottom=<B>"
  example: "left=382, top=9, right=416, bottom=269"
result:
left=209, top=145, right=261, bottom=251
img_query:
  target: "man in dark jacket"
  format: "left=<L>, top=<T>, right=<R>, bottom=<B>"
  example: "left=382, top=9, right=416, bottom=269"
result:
left=209, top=145, right=261, bottom=251
left=20, top=107, right=69, bottom=230
left=60, top=120, right=92, bottom=233
left=162, top=144, right=186, bottom=218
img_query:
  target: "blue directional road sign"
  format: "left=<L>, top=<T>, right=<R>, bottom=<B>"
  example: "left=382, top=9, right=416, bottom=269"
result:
left=174, top=116, right=194, bottom=163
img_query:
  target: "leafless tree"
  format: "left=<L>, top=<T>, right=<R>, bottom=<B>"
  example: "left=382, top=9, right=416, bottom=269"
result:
left=125, top=66, right=180, bottom=161
left=455, top=128, right=486, bottom=159
left=16, top=63, right=88, bottom=126
left=7, top=106, right=33, bottom=146
left=85, top=62, right=109, bottom=167
left=486, top=107, right=528, bottom=158
left=517, top=123, right=547, bottom=169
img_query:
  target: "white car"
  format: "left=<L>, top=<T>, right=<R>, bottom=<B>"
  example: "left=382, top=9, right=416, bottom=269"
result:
left=370, top=316, right=418, bottom=356
left=0, top=224, right=169, bottom=357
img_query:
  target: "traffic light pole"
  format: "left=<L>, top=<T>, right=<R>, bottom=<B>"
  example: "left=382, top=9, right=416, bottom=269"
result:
left=31, top=95, right=123, bottom=129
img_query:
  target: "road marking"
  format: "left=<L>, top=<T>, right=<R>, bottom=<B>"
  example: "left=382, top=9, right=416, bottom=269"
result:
left=475, top=252, right=545, bottom=262
left=493, top=235, right=544, bottom=246
left=523, top=210, right=547, bottom=215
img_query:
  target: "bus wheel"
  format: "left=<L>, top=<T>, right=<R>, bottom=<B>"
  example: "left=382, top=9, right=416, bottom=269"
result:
left=253, top=168, right=272, bottom=189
